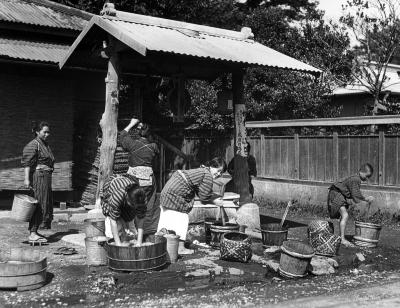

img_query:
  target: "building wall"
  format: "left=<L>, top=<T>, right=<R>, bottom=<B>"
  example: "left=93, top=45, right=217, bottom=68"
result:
left=333, top=95, right=371, bottom=117
left=0, top=64, right=75, bottom=190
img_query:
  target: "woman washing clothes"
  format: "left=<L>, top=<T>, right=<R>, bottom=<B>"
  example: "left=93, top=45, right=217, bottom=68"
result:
left=119, top=117, right=159, bottom=236
left=157, top=157, right=227, bottom=254
left=21, top=121, right=55, bottom=243
left=101, top=174, right=147, bottom=246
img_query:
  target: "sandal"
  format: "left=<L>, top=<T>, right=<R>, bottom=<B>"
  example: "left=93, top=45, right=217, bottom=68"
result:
left=28, top=235, right=48, bottom=243
left=54, top=247, right=77, bottom=255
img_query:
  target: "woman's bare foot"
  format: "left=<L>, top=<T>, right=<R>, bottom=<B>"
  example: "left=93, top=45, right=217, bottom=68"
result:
left=341, top=239, right=354, bottom=247
left=178, top=247, right=194, bottom=255
left=178, top=241, right=194, bottom=255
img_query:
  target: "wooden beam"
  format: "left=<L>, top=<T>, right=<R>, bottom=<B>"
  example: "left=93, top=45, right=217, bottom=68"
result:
left=95, top=40, right=120, bottom=207
left=246, top=115, right=400, bottom=128
left=233, top=70, right=251, bottom=203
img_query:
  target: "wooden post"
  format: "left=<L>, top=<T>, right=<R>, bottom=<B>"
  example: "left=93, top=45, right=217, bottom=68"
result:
left=232, top=70, right=251, bottom=203
left=294, top=134, right=300, bottom=180
left=378, top=130, right=385, bottom=186
left=95, top=42, right=120, bottom=207
left=333, top=132, right=339, bottom=181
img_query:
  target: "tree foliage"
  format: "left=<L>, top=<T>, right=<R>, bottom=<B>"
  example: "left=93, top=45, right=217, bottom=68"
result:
left=340, top=0, right=400, bottom=115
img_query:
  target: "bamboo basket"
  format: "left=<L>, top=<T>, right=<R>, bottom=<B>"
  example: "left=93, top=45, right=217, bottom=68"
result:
left=220, top=232, right=252, bottom=263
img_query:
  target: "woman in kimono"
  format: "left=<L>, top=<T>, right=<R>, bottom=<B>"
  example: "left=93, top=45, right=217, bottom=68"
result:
left=157, top=157, right=227, bottom=254
left=22, top=121, right=55, bottom=243
left=119, top=117, right=159, bottom=236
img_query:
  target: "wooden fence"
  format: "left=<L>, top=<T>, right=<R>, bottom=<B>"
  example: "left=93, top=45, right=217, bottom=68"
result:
left=181, top=132, right=400, bottom=188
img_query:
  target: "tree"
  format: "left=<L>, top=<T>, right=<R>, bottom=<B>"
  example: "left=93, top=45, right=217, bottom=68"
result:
left=341, top=0, right=400, bottom=116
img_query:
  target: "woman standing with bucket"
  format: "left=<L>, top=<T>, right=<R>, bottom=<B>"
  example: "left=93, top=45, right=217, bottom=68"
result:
left=119, top=118, right=159, bottom=236
left=21, top=121, right=55, bottom=243
left=157, top=157, right=227, bottom=254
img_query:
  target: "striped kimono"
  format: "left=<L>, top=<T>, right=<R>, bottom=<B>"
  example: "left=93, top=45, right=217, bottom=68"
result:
left=21, top=137, right=55, bottom=231
left=157, top=167, right=214, bottom=240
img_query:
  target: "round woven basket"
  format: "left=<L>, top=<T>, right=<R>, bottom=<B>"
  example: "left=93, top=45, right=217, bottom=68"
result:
left=307, top=220, right=334, bottom=239
left=220, top=232, right=252, bottom=263
left=309, top=232, right=341, bottom=257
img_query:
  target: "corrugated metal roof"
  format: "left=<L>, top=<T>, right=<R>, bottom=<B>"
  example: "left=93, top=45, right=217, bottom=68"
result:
left=0, top=0, right=90, bottom=30
left=61, top=13, right=321, bottom=75
left=0, top=38, right=69, bottom=63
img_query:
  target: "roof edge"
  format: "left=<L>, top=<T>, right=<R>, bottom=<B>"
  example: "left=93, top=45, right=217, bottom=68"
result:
left=22, top=0, right=93, bottom=20
left=59, top=16, right=148, bottom=69
left=103, top=10, right=251, bottom=41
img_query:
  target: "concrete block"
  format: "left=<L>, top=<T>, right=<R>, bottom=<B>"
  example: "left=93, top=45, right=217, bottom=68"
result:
left=53, top=213, right=69, bottom=222
left=253, top=179, right=400, bottom=216
left=69, top=213, right=89, bottom=222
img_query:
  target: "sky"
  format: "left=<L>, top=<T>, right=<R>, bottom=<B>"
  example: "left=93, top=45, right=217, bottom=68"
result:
left=317, top=0, right=348, bottom=22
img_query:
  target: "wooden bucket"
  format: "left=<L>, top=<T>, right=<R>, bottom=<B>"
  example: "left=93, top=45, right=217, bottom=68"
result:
left=106, top=235, right=167, bottom=271
left=204, top=218, right=217, bottom=245
left=209, top=222, right=240, bottom=248
left=0, top=249, right=47, bottom=291
left=353, top=221, right=382, bottom=248
left=84, top=218, right=106, bottom=237
left=279, top=240, right=314, bottom=279
left=85, top=236, right=108, bottom=266
left=11, top=194, right=38, bottom=222
left=261, top=223, right=288, bottom=246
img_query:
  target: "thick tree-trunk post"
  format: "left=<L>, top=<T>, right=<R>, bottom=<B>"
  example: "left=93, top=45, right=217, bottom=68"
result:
left=232, top=70, right=251, bottom=204
left=95, top=46, right=120, bottom=208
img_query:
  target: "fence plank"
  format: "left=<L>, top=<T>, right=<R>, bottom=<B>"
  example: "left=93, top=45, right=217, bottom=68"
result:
left=294, top=134, right=300, bottom=179
left=385, top=135, right=397, bottom=186
left=316, top=138, right=326, bottom=181
left=325, top=137, right=334, bottom=182
left=379, top=131, right=385, bottom=186
left=333, top=133, right=339, bottom=181
left=260, top=134, right=265, bottom=177
left=338, top=136, right=350, bottom=179
left=299, top=138, right=309, bottom=180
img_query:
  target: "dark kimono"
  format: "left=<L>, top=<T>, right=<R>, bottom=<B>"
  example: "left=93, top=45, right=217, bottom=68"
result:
left=21, top=137, right=55, bottom=231
left=119, top=130, right=159, bottom=234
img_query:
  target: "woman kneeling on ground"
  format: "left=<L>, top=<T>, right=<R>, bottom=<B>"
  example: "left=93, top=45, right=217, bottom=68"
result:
left=157, top=157, right=227, bottom=254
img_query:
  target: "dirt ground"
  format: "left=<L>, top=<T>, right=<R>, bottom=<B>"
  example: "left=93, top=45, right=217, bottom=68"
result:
left=1, top=208, right=400, bottom=307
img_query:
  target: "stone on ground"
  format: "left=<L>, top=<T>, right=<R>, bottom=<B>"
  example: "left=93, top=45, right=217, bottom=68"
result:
left=62, top=233, right=86, bottom=247
left=309, top=256, right=336, bottom=275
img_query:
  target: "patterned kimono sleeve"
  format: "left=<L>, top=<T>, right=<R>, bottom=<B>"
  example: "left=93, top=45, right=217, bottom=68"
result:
left=21, top=140, right=38, bottom=167
left=197, top=171, right=214, bottom=202
left=105, top=179, right=126, bottom=220
left=347, top=177, right=365, bottom=203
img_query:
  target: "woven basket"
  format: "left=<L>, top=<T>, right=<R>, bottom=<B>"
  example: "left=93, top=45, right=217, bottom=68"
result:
left=220, top=232, right=252, bottom=263
left=307, top=220, right=334, bottom=239
left=309, top=232, right=341, bottom=257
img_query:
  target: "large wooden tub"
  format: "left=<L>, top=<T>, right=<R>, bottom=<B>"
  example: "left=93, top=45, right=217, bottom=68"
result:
left=0, top=249, right=47, bottom=291
left=105, top=235, right=167, bottom=272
